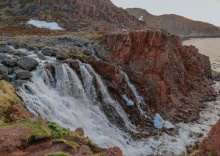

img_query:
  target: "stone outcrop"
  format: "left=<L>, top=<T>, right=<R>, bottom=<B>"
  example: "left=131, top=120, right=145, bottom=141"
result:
left=0, top=80, right=31, bottom=123
left=95, top=29, right=216, bottom=122
left=199, top=119, right=220, bottom=155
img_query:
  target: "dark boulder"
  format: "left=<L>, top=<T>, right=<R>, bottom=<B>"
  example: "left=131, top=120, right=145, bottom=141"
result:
left=41, top=48, right=57, bottom=56
left=0, top=66, right=8, bottom=76
left=0, top=66, right=8, bottom=80
left=18, top=57, right=39, bottom=71
left=56, top=52, right=68, bottom=60
left=0, top=45, right=11, bottom=53
left=27, top=46, right=38, bottom=51
left=15, top=69, right=32, bottom=80
left=2, top=59, right=18, bottom=68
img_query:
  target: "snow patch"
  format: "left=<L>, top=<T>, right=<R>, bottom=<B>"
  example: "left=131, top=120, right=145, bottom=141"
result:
left=27, top=19, right=64, bottom=30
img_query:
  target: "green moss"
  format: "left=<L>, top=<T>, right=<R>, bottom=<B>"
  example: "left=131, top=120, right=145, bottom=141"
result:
left=53, top=138, right=79, bottom=149
left=0, top=80, right=21, bottom=122
left=47, top=122, right=71, bottom=139
left=44, top=10, right=52, bottom=15
left=85, top=33, right=103, bottom=41
left=210, top=150, right=217, bottom=156
left=0, top=120, right=9, bottom=127
left=94, top=153, right=105, bottom=156
left=45, top=152, right=70, bottom=156
left=18, top=119, right=51, bottom=143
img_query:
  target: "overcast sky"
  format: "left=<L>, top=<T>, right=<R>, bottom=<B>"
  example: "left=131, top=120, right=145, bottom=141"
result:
left=111, top=0, right=220, bottom=26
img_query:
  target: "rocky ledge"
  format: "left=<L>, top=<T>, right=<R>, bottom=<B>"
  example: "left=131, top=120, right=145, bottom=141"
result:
left=94, top=29, right=216, bottom=122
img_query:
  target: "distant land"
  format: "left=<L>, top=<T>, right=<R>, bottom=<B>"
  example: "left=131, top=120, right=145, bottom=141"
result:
left=126, top=8, right=220, bottom=38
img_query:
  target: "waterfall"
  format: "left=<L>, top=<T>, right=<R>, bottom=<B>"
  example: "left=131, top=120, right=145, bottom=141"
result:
left=122, top=71, right=146, bottom=115
left=18, top=63, right=150, bottom=156
left=85, top=64, right=136, bottom=131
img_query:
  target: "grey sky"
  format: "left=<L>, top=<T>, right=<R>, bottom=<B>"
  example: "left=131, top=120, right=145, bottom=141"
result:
left=111, top=0, right=220, bottom=26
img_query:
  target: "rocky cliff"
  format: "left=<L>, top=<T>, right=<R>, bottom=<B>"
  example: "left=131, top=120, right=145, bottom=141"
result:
left=199, top=119, right=220, bottom=155
left=94, top=29, right=216, bottom=122
left=126, top=8, right=220, bottom=38
left=0, top=0, right=145, bottom=31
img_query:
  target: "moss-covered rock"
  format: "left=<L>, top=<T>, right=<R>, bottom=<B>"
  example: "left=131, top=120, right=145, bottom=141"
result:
left=0, top=80, right=30, bottom=123
left=45, top=152, right=70, bottom=156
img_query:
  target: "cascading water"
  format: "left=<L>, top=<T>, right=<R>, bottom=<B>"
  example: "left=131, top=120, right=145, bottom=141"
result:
left=122, top=71, right=146, bottom=115
left=18, top=62, right=150, bottom=156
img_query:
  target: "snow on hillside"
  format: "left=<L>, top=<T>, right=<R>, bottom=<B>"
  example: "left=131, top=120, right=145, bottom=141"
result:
left=27, top=19, right=64, bottom=30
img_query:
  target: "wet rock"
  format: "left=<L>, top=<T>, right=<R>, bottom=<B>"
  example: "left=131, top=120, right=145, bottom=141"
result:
left=1, top=59, right=18, bottom=68
left=65, top=59, right=80, bottom=70
left=12, top=80, right=26, bottom=89
left=41, top=48, right=57, bottom=56
left=14, top=51, right=27, bottom=57
left=37, top=53, right=47, bottom=60
left=15, top=69, right=32, bottom=80
left=0, top=45, right=11, bottom=53
left=18, top=57, right=39, bottom=71
left=105, top=147, right=123, bottom=156
left=75, top=127, right=84, bottom=136
left=27, top=46, right=38, bottom=51
left=56, top=52, right=68, bottom=60
left=164, top=121, right=174, bottom=130
left=83, top=49, right=92, bottom=55
left=122, top=94, right=134, bottom=106
left=14, top=44, right=22, bottom=49
left=0, top=66, right=8, bottom=76
left=154, top=113, right=164, bottom=129
left=7, top=68, right=14, bottom=75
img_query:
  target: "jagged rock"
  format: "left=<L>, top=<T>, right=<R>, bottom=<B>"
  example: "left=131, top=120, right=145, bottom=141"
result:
left=96, top=30, right=216, bottom=121
left=1, top=59, right=18, bottom=67
left=56, top=52, right=68, bottom=60
left=154, top=113, right=164, bottom=129
left=18, top=57, right=39, bottom=71
left=41, top=48, right=57, bottom=56
left=15, top=69, right=32, bottom=80
left=199, top=119, right=220, bottom=155
left=0, top=45, right=11, bottom=53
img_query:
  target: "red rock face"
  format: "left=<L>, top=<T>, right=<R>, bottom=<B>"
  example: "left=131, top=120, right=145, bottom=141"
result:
left=199, top=119, right=220, bottom=155
left=95, top=29, right=216, bottom=122
left=34, top=0, right=145, bottom=31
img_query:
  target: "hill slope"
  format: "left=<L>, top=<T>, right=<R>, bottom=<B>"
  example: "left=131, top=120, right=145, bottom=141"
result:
left=0, top=0, right=145, bottom=32
left=126, top=8, right=220, bottom=38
